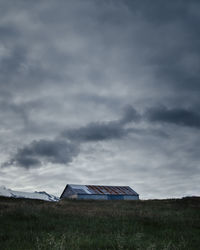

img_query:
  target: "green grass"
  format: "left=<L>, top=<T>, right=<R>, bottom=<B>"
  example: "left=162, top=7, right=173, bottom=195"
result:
left=0, top=196, right=199, bottom=249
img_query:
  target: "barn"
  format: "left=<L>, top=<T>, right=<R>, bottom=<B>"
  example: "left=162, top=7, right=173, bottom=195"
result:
left=60, top=184, right=139, bottom=200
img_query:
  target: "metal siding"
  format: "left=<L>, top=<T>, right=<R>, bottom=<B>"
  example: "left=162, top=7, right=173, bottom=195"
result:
left=77, top=194, right=139, bottom=200
left=108, top=195, right=124, bottom=200
left=123, top=195, right=139, bottom=200
left=68, top=194, right=78, bottom=199
left=77, top=194, right=108, bottom=200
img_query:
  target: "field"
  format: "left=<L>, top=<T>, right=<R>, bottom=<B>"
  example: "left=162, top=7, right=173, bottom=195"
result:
left=0, top=196, right=199, bottom=250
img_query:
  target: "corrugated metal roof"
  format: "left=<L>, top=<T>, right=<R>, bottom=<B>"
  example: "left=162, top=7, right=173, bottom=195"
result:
left=69, top=184, right=138, bottom=196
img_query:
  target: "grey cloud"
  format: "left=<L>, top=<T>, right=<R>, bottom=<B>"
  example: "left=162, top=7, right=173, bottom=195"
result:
left=146, top=106, right=200, bottom=128
left=2, top=103, right=200, bottom=169
left=62, top=106, right=140, bottom=142
left=64, top=122, right=125, bottom=142
left=144, top=1, right=200, bottom=96
left=120, top=0, right=200, bottom=108
left=0, top=46, right=27, bottom=83
left=0, top=99, right=29, bottom=126
left=0, top=25, right=19, bottom=41
left=120, top=105, right=141, bottom=124
left=0, top=97, right=53, bottom=134
left=5, top=139, right=79, bottom=168
left=3, top=106, right=141, bottom=168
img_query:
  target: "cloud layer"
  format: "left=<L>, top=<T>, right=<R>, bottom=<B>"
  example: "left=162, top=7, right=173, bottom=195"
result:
left=5, top=105, right=200, bottom=169
left=0, top=0, right=199, bottom=198
left=5, top=106, right=139, bottom=167
left=4, top=139, right=79, bottom=168
left=146, top=106, right=200, bottom=128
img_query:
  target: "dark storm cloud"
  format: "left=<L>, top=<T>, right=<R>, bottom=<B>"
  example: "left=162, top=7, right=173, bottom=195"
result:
left=64, top=121, right=125, bottom=142
left=120, top=105, right=141, bottom=124
left=62, top=106, right=140, bottom=142
left=4, top=102, right=200, bottom=168
left=146, top=106, right=200, bottom=128
left=3, top=106, right=141, bottom=168
left=4, top=139, right=79, bottom=168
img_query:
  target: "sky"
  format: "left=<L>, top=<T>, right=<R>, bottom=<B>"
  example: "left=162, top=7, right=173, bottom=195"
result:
left=0, top=0, right=200, bottom=199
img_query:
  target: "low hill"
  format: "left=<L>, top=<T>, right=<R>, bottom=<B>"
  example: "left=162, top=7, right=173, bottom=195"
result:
left=0, top=196, right=199, bottom=250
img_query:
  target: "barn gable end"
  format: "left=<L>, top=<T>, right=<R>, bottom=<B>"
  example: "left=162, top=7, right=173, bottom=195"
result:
left=60, top=185, right=77, bottom=199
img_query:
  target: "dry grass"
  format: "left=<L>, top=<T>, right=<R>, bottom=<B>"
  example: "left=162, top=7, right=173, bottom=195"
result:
left=0, top=196, right=200, bottom=249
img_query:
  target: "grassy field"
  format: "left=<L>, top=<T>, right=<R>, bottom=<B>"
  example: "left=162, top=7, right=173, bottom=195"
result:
left=0, top=196, right=199, bottom=250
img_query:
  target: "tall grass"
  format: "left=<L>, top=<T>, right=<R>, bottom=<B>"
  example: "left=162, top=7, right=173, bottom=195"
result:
left=0, top=196, right=199, bottom=249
